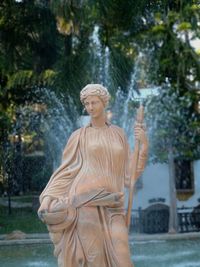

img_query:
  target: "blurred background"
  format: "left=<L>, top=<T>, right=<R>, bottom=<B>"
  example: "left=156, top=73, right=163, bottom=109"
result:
left=0, top=1, right=200, bottom=265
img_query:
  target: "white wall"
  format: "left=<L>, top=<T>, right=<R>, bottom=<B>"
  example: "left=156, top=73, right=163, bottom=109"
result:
left=128, top=160, right=200, bottom=210
left=131, top=163, right=170, bottom=210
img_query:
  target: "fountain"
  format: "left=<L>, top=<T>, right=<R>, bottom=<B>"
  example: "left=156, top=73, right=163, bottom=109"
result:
left=1, top=22, right=200, bottom=267
left=21, top=88, right=79, bottom=170
left=1, top=238, right=200, bottom=267
left=90, top=25, right=111, bottom=88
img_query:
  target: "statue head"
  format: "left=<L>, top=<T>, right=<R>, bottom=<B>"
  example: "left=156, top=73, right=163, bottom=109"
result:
left=80, top=84, right=111, bottom=107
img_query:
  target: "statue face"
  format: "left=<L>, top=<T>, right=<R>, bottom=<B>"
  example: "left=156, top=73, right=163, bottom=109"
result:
left=84, top=95, right=105, bottom=119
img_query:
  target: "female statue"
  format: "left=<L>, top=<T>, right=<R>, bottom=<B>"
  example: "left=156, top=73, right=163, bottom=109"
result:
left=38, top=84, right=148, bottom=267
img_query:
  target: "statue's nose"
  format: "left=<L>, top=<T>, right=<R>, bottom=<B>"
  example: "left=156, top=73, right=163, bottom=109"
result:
left=88, top=104, right=93, bottom=111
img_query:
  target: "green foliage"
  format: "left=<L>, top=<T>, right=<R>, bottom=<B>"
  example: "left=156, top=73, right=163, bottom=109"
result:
left=0, top=0, right=199, bottom=178
left=177, top=22, right=192, bottom=31
left=6, top=69, right=57, bottom=89
left=0, top=110, right=11, bottom=134
left=146, top=86, right=200, bottom=162
left=152, top=24, right=166, bottom=33
left=7, top=71, right=34, bottom=89
left=23, top=154, right=53, bottom=192
left=0, top=206, right=47, bottom=234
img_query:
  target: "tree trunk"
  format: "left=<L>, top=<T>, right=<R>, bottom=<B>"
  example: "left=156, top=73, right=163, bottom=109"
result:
left=168, top=148, right=178, bottom=233
left=64, top=34, right=72, bottom=57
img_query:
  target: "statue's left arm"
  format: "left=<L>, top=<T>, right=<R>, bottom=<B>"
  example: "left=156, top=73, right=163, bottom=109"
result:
left=124, top=124, right=148, bottom=188
left=134, top=123, right=148, bottom=180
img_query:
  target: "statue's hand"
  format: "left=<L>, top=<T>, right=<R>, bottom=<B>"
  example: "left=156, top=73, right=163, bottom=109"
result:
left=134, top=122, right=148, bottom=145
left=109, top=192, right=124, bottom=208
left=38, top=196, right=51, bottom=221
left=38, top=209, right=48, bottom=222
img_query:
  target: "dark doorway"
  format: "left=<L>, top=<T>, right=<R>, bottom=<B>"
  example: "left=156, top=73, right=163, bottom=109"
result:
left=141, top=204, right=169, bottom=234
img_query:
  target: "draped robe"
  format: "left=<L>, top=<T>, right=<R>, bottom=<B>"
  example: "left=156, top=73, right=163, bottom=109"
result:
left=39, top=124, right=134, bottom=267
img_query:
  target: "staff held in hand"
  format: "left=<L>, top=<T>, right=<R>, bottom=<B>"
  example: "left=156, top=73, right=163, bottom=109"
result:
left=126, top=105, right=148, bottom=230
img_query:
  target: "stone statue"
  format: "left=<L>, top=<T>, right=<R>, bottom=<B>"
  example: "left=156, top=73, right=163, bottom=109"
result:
left=38, top=84, right=148, bottom=267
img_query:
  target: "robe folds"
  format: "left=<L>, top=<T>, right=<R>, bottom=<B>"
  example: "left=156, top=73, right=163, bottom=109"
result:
left=39, top=124, right=133, bottom=267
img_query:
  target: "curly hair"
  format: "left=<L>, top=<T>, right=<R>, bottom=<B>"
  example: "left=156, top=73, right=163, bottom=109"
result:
left=80, top=84, right=111, bottom=107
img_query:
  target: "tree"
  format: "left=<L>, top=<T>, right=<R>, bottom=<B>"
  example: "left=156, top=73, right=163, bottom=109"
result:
left=144, top=0, right=200, bottom=233
left=0, top=0, right=59, bottom=200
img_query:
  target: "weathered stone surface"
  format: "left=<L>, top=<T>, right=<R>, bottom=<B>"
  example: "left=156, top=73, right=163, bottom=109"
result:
left=5, top=230, right=26, bottom=240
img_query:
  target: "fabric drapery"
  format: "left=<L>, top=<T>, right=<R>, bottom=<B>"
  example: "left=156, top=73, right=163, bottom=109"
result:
left=39, top=125, right=133, bottom=267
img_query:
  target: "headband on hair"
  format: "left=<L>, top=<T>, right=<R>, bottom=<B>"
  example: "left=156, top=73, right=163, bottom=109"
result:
left=80, top=84, right=110, bottom=106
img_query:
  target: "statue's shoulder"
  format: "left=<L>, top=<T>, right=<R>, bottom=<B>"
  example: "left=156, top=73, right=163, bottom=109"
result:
left=110, top=124, right=126, bottom=137
left=110, top=124, right=123, bottom=132
left=69, top=127, right=84, bottom=139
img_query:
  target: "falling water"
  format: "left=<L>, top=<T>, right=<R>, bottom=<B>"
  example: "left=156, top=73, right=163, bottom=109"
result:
left=41, top=90, right=79, bottom=168
left=112, top=53, right=146, bottom=146
left=90, top=25, right=111, bottom=88
left=23, top=88, right=79, bottom=169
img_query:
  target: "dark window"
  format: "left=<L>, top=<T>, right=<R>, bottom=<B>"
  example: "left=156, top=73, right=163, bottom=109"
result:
left=175, top=160, right=194, bottom=192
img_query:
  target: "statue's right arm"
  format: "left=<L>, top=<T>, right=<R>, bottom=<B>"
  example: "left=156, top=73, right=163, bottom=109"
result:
left=38, top=196, right=51, bottom=213
left=38, top=128, right=82, bottom=220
